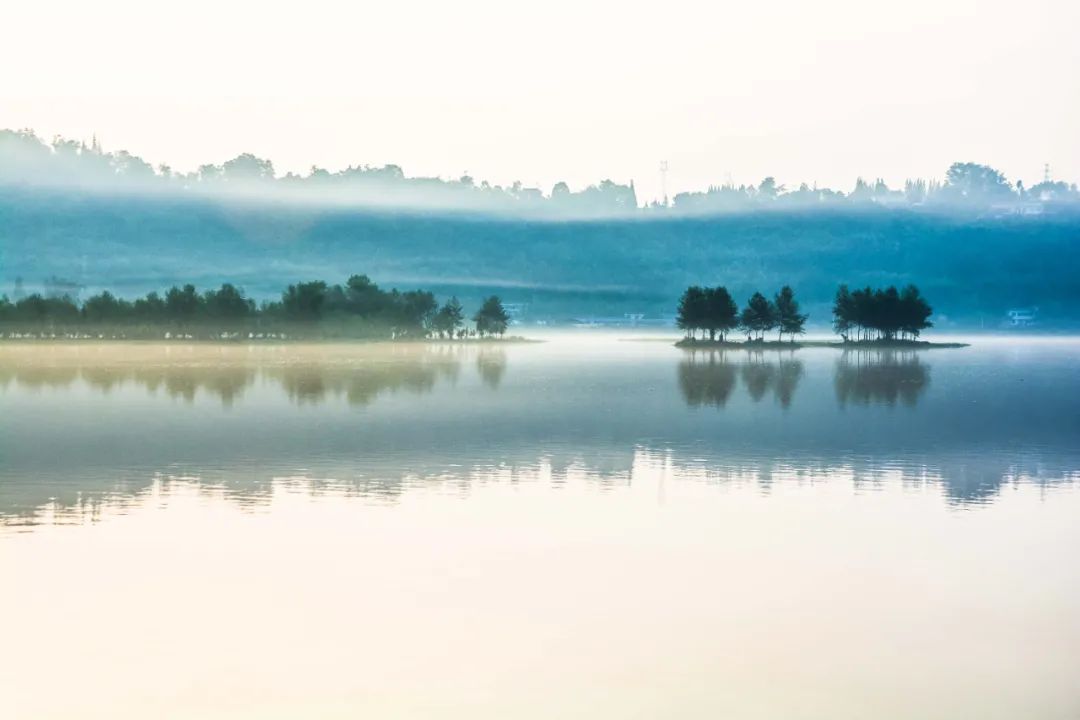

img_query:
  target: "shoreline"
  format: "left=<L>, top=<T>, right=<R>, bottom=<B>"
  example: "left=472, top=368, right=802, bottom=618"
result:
left=674, top=338, right=969, bottom=350
left=0, top=335, right=540, bottom=345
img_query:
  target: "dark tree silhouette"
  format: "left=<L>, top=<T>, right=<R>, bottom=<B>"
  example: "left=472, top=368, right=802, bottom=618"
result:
left=832, top=284, right=933, bottom=341
left=740, top=292, right=777, bottom=341
left=432, top=296, right=464, bottom=339
left=473, top=296, right=510, bottom=337
left=705, top=286, right=739, bottom=342
left=676, top=286, right=708, bottom=339
left=0, top=275, right=485, bottom=341
left=774, top=285, right=807, bottom=342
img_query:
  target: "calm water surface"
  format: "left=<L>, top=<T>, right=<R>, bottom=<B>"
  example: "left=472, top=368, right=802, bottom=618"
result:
left=1, top=337, right=1078, bottom=719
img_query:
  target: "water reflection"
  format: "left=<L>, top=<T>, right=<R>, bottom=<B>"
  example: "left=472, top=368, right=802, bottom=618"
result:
left=2, top=340, right=1079, bottom=530
left=476, top=349, right=507, bottom=389
left=0, top=344, right=463, bottom=407
left=834, top=350, right=930, bottom=406
left=272, top=360, right=459, bottom=406
left=2, top=450, right=1076, bottom=531
left=677, top=352, right=737, bottom=407
left=679, top=350, right=804, bottom=408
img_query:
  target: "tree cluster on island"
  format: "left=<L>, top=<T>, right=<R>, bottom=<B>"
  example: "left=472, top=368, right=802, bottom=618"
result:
left=831, top=285, right=933, bottom=341
left=677, top=283, right=935, bottom=344
left=677, top=286, right=808, bottom=343
left=0, top=275, right=513, bottom=340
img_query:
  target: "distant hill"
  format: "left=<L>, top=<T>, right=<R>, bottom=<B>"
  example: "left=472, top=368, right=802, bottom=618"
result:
left=2, top=187, right=1078, bottom=326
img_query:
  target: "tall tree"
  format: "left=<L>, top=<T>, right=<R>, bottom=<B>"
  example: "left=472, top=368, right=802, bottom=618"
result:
left=740, top=292, right=777, bottom=341
left=943, top=162, right=1014, bottom=203
left=165, top=284, right=202, bottom=324
left=281, top=281, right=328, bottom=320
left=832, top=285, right=855, bottom=342
left=898, top=285, right=933, bottom=339
left=774, top=286, right=808, bottom=342
left=203, top=284, right=253, bottom=321
left=705, top=286, right=739, bottom=342
left=432, top=296, right=464, bottom=339
left=473, top=296, right=510, bottom=337
left=676, top=286, right=708, bottom=339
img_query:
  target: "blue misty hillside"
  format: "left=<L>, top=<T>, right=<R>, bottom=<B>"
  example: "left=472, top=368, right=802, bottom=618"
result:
left=2, top=129, right=1078, bottom=324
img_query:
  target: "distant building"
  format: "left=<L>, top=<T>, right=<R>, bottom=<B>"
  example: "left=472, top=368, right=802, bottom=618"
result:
left=1005, top=308, right=1038, bottom=327
left=502, top=302, right=528, bottom=324
left=989, top=202, right=1044, bottom=217
left=571, top=314, right=670, bottom=328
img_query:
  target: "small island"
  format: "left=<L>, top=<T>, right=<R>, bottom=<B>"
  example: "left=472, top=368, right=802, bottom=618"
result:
left=0, top=275, right=522, bottom=342
left=674, top=284, right=966, bottom=349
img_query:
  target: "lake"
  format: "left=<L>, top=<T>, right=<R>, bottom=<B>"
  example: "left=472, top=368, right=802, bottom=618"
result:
left=1, top=336, right=1078, bottom=719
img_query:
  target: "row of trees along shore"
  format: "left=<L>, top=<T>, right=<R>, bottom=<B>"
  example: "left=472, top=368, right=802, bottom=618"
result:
left=677, top=284, right=934, bottom=342
left=0, top=275, right=512, bottom=340
left=678, top=286, right=808, bottom=342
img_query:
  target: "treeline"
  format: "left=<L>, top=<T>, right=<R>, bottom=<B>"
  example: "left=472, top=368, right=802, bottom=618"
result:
left=0, top=130, right=638, bottom=215
left=4, top=128, right=1078, bottom=214
left=832, top=285, right=933, bottom=341
left=677, top=286, right=808, bottom=342
left=671, top=163, right=1080, bottom=212
left=0, top=275, right=512, bottom=340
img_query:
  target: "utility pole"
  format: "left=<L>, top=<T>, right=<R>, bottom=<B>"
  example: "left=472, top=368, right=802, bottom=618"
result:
left=659, top=160, right=669, bottom=207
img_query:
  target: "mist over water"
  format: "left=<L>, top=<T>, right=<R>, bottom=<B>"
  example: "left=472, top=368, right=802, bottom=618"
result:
left=2, top=337, right=1079, bottom=718
left=2, top=337, right=1077, bottom=526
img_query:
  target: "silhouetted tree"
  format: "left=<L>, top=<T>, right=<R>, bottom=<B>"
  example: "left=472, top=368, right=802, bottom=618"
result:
left=676, top=286, right=708, bottom=339
left=82, top=291, right=132, bottom=324
left=740, top=292, right=776, bottom=341
left=832, top=284, right=933, bottom=341
left=203, top=284, right=254, bottom=321
left=473, top=296, right=509, bottom=337
left=832, top=285, right=855, bottom=341
left=432, top=296, right=464, bottom=338
left=165, top=284, right=203, bottom=324
left=280, top=281, right=328, bottom=320
left=942, top=162, right=1014, bottom=203
left=705, top=286, right=739, bottom=341
left=774, top=285, right=807, bottom=342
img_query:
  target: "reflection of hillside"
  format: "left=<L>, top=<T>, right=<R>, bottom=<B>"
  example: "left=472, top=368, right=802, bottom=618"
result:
left=834, top=350, right=930, bottom=406
left=679, top=350, right=803, bottom=408
left=2, top=448, right=1075, bottom=531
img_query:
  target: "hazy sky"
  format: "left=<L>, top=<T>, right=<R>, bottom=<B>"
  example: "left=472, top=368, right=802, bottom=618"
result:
left=3, top=0, right=1078, bottom=201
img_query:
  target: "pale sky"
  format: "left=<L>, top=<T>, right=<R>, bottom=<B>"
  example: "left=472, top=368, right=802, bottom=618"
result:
left=2, top=0, right=1078, bottom=201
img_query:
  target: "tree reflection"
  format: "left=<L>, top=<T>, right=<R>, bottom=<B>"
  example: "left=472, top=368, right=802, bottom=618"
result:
left=271, top=361, right=454, bottom=406
left=678, top=350, right=803, bottom=408
left=0, top=347, right=466, bottom=407
left=740, top=353, right=776, bottom=402
left=678, top=351, right=737, bottom=407
left=773, top=355, right=804, bottom=409
left=476, top=349, right=507, bottom=389
left=834, top=350, right=930, bottom=406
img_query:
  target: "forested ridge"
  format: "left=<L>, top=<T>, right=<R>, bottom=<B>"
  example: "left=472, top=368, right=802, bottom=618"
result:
left=3, top=187, right=1077, bottom=324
